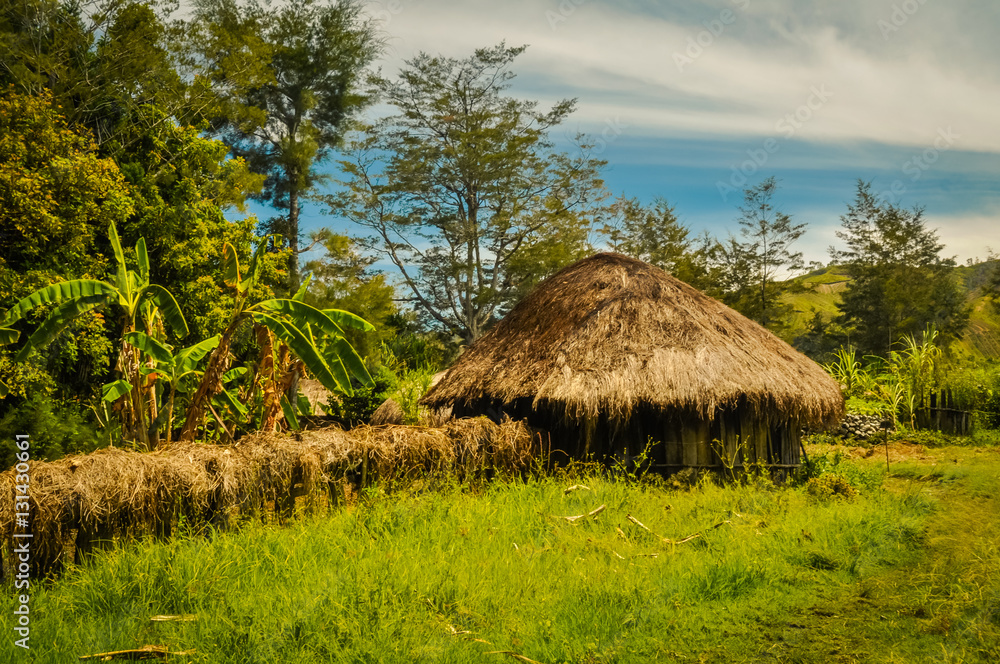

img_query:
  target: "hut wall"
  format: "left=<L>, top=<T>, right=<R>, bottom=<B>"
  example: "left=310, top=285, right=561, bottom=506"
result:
left=452, top=398, right=802, bottom=470
left=483, top=400, right=801, bottom=471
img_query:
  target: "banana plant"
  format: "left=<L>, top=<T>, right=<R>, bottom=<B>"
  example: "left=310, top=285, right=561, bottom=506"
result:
left=178, top=238, right=373, bottom=442
left=2, top=221, right=188, bottom=445
left=117, top=332, right=221, bottom=444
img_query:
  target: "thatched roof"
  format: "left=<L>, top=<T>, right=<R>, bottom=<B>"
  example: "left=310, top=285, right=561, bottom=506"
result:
left=422, top=253, right=843, bottom=426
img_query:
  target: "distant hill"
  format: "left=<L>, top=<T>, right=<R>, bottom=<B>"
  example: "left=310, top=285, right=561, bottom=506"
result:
left=780, top=261, right=1000, bottom=361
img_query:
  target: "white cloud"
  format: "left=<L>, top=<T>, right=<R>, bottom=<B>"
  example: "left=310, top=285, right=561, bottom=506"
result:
left=363, top=0, right=1000, bottom=152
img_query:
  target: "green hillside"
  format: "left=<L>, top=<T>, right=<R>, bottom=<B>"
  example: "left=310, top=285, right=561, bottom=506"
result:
left=780, top=262, right=1000, bottom=360
left=783, top=265, right=851, bottom=334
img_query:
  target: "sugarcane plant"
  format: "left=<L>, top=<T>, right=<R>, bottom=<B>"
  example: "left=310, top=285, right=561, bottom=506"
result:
left=1, top=221, right=188, bottom=447
left=176, top=238, right=374, bottom=442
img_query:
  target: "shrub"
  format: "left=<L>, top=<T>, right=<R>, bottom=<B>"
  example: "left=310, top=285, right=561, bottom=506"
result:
left=807, top=474, right=857, bottom=501
left=390, top=367, right=436, bottom=424
left=0, top=395, right=106, bottom=469
left=325, top=364, right=397, bottom=427
left=797, top=449, right=884, bottom=495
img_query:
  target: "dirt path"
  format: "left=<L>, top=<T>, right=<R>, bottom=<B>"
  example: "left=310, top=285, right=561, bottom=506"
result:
left=759, top=446, right=1000, bottom=663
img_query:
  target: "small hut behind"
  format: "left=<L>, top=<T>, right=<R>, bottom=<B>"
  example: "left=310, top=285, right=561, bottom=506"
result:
left=420, top=253, right=843, bottom=471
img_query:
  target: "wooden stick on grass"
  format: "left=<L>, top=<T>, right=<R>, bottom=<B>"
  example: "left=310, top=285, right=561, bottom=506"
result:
left=79, top=645, right=196, bottom=661
left=559, top=504, right=606, bottom=522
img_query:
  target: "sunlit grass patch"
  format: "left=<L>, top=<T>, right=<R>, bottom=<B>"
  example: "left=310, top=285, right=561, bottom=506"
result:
left=2, top=457, right=963, bottom=663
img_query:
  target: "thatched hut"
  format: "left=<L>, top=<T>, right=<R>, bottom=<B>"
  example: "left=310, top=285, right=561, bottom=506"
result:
left=421, top=253, right=843, bottom=471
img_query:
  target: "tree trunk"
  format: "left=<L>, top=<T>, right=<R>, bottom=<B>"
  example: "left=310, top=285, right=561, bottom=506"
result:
left=285, top=182, right=303, bottom=406
left=288, top=184, right=300, bottom=294
left=178, top=324, right=237, bottom=443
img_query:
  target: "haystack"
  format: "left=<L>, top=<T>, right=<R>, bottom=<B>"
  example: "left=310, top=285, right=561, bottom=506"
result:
left=421, top=253, right=844, bottom=469
left=0, top=418, right=537, bottom=578
left=370, top=398, right=404, bottom=425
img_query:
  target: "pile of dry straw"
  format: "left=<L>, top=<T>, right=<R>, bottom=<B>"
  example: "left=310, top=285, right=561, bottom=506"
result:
left=0, top=418, right=537, bottom=578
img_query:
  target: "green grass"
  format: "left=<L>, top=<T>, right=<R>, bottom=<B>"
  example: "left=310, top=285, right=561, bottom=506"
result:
left=7, top=445, right=1000, bottom=663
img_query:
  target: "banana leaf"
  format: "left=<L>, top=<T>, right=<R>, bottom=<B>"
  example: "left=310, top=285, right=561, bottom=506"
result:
left=5, top=280, right=117, bottom=322
left=102, top=379, right=132, bottom=402
left=15, top=293, right=112, bottom=361
left=323, top=309, right=375, bottom=332
left=222, top=242, right=241, bottom=288
left=256, top=299, right=346, bottom=337
left=123, top=331, right=174, bottom=365
left=142, top=285, right=189, bottom=337
left=328, top=336, right=373, bottom=387
left=251, top=312, right=351, bottom=395
left=136, top=237, right=150, bottom=284
left=108, top=221, right=129, bottom=294
left=297, top=393, right=313, bottom=416
left=175, top=335, right=221, bottom=375
left=217, top=388, right=248, bottom=416
left=240, top=238, right=268, bottom=293
left=0, top=326, right=20, bottom=345
left=292, top=273, right=313, bottom=302
left=222, top=367, right=248, bottom=383
left=280, top=394, right=300, bottom=430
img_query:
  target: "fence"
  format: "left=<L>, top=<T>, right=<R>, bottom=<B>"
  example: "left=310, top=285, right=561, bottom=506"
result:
left=915, top=390, right=972, bottom=436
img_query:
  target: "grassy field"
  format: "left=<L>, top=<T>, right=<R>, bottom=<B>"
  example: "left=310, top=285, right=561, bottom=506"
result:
left=3, top=439, right=1000, bottom=663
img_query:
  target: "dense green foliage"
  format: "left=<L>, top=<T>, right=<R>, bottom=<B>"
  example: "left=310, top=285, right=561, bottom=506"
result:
left=0, top=394, right=106, bottom=469
left=186, top=0, right=381, bottom=292
left=0, top=92, right=131, bottom=395
left=832, top=181, right=968, bottom=357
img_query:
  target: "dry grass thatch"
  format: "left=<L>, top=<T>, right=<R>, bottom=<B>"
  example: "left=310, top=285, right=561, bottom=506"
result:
left=0, top=418, right=537, bottom=577
left=422, top=253, right=844, bottom=427
left=370, top=398, right=405, bottom=426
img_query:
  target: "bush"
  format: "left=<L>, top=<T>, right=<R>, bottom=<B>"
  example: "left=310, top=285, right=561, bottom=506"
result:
left=389, top=367, right=436, bottom=424
left=845, top=396, right=893, bottom=417
left=797, top=449, right=884, bottom=495
left=807, top=474, right=857, bottom=501
left=0, top=395, right=107, bottom=470
left=325, top=364, right=397, bottom=427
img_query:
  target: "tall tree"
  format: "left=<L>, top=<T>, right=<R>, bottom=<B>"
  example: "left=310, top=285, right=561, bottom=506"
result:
left=601, top=196, right=713, bottom=290
left=716, top=177, right=805, bottom=330
left=186, top=0, right=381, bottom=292
left=0, top=0, right=187, bottom=150
left=831, top=180, right=968, bottom=356
left=334, top=44, right=607, bottom=341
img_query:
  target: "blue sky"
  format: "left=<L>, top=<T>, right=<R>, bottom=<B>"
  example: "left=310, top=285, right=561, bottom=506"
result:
left=260, top=0, right=1000, bottom=269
